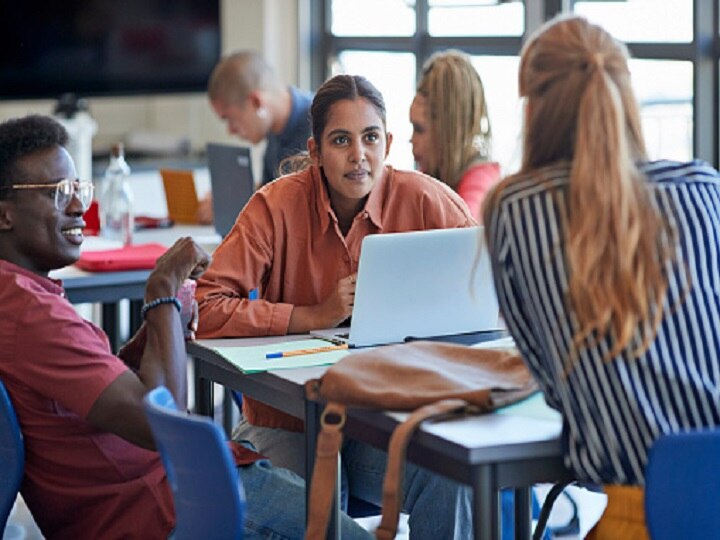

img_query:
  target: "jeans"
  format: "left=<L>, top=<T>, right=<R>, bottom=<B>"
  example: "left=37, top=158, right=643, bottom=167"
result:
left=239, top=457, right=371, bottom=540
left=234, top=419, right=473, bottom=540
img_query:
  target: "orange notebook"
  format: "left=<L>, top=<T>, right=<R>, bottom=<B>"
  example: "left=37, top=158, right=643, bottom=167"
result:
left=76, top=243, right=167, bottom=272
left=160, top=169, right=199, bottom=224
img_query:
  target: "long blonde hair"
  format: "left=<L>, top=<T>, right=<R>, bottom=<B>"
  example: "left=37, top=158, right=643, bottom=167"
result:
left=416, top=49, right=492, bottom=190
left=485, top=16, right=675, bottom=364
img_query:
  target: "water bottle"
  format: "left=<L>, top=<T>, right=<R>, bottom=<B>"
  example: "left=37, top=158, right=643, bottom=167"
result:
left=100, top=143, right=134, bottom=246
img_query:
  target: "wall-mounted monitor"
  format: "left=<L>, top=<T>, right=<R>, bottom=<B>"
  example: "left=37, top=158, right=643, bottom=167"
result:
left=0, top=1, right=220, bottom=100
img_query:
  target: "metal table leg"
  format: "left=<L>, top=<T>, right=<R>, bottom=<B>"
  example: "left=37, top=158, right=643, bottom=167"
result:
left=129, top=299, right=143, bottom=336
left=474, top=465, right=500, bottom=539
left=102, top=302, right=119, bottom=352
left=514, top=487, right=533, bottom=540
left=193, top=357, right=214, bottom=417
left=222, top=388, right=235, bottom=436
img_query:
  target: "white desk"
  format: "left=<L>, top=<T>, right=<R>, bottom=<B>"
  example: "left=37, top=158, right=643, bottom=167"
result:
left=188, top=336, right=573, bottom=540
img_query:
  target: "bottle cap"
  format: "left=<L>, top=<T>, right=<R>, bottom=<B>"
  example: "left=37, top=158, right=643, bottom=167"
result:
left=111, top=142, right=125, bottom=159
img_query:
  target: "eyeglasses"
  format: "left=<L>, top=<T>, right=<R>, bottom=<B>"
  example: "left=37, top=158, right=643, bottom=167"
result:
left=5, top=179, right=94, bottom=212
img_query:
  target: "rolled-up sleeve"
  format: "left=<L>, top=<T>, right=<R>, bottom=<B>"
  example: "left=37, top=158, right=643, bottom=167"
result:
left=196, top=194, right=294, bottom=337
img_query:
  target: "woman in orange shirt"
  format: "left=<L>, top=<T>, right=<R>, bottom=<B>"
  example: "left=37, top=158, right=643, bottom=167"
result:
left=197, top=74, right=475, bottom=539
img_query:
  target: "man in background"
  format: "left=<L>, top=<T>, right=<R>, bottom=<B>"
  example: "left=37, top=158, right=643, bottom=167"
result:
left=209, top=50, right=313, bottom=184
left=197, top=51, right=313, bottom=224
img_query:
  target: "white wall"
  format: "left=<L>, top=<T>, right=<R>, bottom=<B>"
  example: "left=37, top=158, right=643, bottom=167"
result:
left=0, top=0, right=303, bottom=160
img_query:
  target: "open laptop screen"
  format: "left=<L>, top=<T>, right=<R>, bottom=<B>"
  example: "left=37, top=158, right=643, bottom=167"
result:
left=313, top=227, right=500, bottom=348
left=206, top=143, right=255, bottom=237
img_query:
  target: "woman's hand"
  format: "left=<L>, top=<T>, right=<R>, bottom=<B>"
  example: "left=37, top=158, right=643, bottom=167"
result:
left=320, top=273, right=356, bottom=324
left=288, top=273, right=356, bottom=333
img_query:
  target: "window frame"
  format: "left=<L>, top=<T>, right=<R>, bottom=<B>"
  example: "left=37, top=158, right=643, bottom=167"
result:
left=310, top=0, right=720, bottom=168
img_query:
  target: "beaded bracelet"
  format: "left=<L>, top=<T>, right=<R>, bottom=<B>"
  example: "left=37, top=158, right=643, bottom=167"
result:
left=141, top=297, right=182, bottom=321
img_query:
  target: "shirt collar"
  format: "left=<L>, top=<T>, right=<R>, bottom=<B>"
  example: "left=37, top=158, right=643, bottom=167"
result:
left=363, top=165, right=390, bottom=230
left=0, top=259, right=66, bottom=296
left=311, top=165, right=390, bottom=233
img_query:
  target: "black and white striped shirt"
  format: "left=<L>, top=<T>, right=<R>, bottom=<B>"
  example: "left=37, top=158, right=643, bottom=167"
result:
left=486, top=159, right=720, bottom=485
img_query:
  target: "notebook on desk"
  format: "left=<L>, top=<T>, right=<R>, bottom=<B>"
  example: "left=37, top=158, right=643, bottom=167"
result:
left=206, top=143, right=255, bottom=237
left=312, top=227, right=500, bottom=348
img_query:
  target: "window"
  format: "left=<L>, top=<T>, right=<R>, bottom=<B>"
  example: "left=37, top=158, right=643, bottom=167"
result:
left=331, top=0, right=415, bottom=36
left=574, top=0, right=693, bottom=43
left=429, top=1, right=524, bottom=36
left=313, top=0, right=719, bottom=170
left=630, top=59, right=693, bottom=161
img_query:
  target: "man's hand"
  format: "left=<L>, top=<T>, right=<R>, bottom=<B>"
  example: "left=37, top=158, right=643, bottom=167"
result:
left=146, top=238, right=211, bottom=301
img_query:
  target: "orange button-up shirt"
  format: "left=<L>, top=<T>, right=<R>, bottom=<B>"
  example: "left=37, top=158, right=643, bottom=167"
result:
left=197, top=164, right=476, bottom=430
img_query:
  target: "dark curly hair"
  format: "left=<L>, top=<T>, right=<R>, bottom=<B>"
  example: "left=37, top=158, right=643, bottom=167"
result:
left=0, top=115, right=69, bottom=198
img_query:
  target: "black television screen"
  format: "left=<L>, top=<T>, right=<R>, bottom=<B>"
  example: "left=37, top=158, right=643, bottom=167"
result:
left=0, top=1, right=220, bottom=100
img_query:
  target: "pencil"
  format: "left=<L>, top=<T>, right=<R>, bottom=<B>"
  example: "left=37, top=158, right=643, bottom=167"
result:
left=265, top=343, right=349, bottom=359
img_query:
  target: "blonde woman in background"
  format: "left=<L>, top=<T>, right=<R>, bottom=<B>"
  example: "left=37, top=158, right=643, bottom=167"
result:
left=410, top=49, right=500, bottom=217
left=483, top=15, right=720, bottom=539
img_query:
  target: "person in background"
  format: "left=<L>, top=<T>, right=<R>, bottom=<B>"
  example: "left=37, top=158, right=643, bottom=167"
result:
left=483, top=15, right=720, bottom=539
left=410, top=49, right=500, bottom=217
left=197, top=74, right=475, bottom=539
left=197, top=50, right=313, bottom=223
left=0, top=115, right=370, bottom=540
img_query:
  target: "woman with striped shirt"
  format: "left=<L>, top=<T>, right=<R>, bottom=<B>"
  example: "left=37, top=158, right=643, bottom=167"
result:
left=483, top=15, right=720, bottom=539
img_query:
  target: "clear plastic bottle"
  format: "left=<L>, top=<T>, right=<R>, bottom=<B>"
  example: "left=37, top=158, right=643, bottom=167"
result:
left=100, top=143, right=134, bottom=246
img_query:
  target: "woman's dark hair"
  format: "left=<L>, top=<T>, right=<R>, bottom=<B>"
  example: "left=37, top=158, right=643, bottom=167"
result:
left=279, top=74, right=387, bottom=174
left=0, top=115, right=68, bottom=196
left=310, top=74, right=386, bottom=147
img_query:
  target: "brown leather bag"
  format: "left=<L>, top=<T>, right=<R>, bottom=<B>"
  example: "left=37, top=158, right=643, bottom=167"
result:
left=304, top=340, right=538, bottom=540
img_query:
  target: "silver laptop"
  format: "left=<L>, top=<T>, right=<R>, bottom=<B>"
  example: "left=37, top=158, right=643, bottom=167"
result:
left=206, top=143, right=255, bottom=237
left=312, top=227, right=500, bottom=348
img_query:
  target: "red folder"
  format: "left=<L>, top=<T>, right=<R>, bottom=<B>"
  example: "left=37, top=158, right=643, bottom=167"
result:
left=76, top=243, right=167, bottom=272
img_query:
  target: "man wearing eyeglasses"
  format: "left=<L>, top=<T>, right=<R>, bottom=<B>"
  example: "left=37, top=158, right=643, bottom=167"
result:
left=0, top=115, right=370, bottom=539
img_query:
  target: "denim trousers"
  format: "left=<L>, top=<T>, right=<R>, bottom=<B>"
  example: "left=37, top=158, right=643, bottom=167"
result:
left=234, top=419, right=474, bottom=540
left=238, top=457, right=371, bottom=540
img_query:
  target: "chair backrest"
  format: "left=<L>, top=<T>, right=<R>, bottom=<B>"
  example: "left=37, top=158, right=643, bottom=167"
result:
left=645, top=429, right=720, bottom=539
left=143, top=386, right=245, bottom=540
left=0, top=378, right=24, bottom=530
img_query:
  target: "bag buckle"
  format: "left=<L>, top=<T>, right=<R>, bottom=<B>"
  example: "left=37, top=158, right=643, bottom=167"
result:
left=320, top=405, right=346, bottom=431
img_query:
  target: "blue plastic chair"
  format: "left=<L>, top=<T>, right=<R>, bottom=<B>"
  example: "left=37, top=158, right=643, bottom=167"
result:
left=645, top=428, right=720, bottom=540
left=144, top=386, right=245, bottom=540
left=0, top=378, right=24, bottom=531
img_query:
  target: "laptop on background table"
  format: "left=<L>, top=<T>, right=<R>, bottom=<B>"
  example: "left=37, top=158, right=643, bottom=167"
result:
left=160, top=169, right=200, bottom=224
left=312, top=227, right=501, bottom=348
left=206, top=143, right=255, bottom=238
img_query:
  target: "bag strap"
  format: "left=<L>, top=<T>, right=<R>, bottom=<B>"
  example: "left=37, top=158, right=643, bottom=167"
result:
left=376, top=398, right=470, bottom=540
left=305, top=402, right=346, bottom=540
left=305, top=399, right=472, bottom=540
left=533, top=480, right=575, bottom=540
